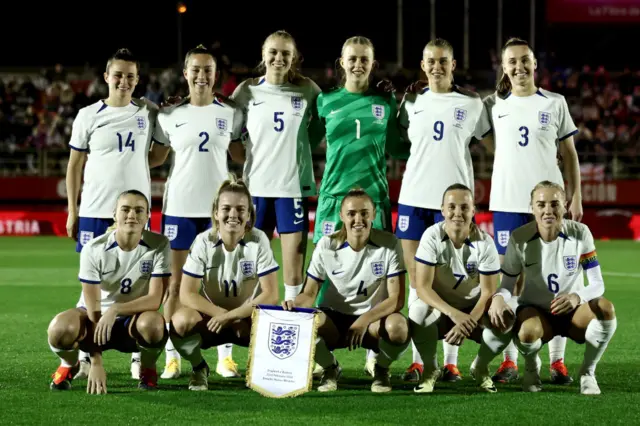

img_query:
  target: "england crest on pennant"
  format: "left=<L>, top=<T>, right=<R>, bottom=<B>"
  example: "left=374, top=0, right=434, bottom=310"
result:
left=563, top=255, right=577, bottom=271
left=371, top=261, right=385, bottom=277
left=269, top=323, right=299, bottom=360
left=372, top=104, right=385, bottom=120
left=291, top=96, right=303, bottom=111
left=539, top=111, right=551, bottom=126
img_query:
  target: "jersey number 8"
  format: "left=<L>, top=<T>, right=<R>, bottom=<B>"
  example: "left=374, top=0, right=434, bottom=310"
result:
left=120, top=278, right=133, bottom=294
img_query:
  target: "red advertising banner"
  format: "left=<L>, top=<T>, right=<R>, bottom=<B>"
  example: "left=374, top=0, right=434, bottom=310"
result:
left=0, top=178, right=639, bottom=206
left=547, top=0, right=640, bottom=23
left=1, top=208, right=639, bottom=240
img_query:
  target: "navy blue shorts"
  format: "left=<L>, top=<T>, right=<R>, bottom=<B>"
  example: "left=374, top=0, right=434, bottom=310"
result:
left=162, top=215, right=212, bottom=251
left=492, top=212, right=534, bottom=255
left=395, top=204, right=444, bottom=241
left=78, top=312, right=139, bottom=353
left=76, top=217, right=114, bottom=252
left=252, top=197, right=308, bottom=235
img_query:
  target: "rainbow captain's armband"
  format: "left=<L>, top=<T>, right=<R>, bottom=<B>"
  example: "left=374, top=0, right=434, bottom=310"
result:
left=579, top=250, right=599, bottom=270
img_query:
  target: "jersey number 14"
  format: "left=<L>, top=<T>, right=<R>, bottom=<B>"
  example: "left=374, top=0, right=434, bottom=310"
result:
left=117, top=132, right=135, bottom=152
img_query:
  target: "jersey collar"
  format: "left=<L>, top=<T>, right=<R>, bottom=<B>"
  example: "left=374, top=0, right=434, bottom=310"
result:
left=105, top=232, right=151, bottom=251
left=440, top=232, right=474, bottom=248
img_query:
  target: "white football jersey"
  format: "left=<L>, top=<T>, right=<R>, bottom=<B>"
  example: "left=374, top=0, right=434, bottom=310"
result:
left=230, top=77, right=320, bottom=198
left=307, top=229, right=405, bottom=316
left=484, top=89, right=578, bottom=213
left=154, top=97, right=244, bottom=217
left=69, top=99, right=156, bottom=218
left=182, top=228, right=279, bottom=310
left=398, top=87, right=491, bottom=209
left=501, top=219, right=598, bottom=310
left=415, top=222, right=501, bottom=309
left=77, top=229, right=171, bottom=313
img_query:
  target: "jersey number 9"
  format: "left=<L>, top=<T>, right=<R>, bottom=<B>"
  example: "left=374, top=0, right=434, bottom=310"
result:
left=433, top=121, right=444, bottom=141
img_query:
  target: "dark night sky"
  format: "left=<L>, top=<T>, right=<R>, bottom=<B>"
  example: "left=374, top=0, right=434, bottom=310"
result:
left=1, top=0, right=638, bottom=71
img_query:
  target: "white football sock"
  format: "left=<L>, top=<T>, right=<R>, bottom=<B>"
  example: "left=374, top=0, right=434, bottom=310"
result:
left=407, top=286, right=424, bottom=365
left=548, top=335, right=567, bottom=365
left=503, top=340, right=519, bottom=366
left=580, top=317, right=617, bottom=376
left=474, top=327, right=512, bottom=373
left=315, top=337, right=337, bottom=369
left=217, top=343, right=233, bottom=361
left=515, top=338, right=542, bottom=372
left=165, top=323, right=180, bottom=359
left=78, top=350, right=90, bottom=362
left=366, top=349, right=377, bottom=361
left=443, top=341, right=459, bottom=366
left=49, top=342, right=78, bottom=368
left=171, top=333, right=204, bottom=368
left=131, top=352, right=141, bottom=362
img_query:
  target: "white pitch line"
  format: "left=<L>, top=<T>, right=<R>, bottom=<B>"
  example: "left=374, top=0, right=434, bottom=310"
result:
left=602, top=271, right=640, bottom=278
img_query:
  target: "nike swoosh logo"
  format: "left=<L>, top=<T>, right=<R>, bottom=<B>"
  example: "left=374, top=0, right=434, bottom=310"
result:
left=206, top=265, right=219, bottom=270
left=176, top=122, right=187, bottom=127
left=414, top=110, right=424, bottom=115
left=331, top=270, right=343, bottom=275
left=498, top=114, right=509, bottom=119
left=329, top=110, right=340, bottom=115
left=293, top=220, right=304, bottom=225
left=102, top=270, right=115, bottom=275
left=253, top=101, right=265, bottom=106
left=525, top=262, right=538, bottom=267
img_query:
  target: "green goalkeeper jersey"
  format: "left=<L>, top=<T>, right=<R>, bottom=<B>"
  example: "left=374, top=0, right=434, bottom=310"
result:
left=314, top=87, right=407, bottom=201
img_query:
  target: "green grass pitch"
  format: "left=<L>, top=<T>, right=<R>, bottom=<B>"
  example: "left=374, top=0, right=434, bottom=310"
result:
left=0, top=237, right=639, bottom=425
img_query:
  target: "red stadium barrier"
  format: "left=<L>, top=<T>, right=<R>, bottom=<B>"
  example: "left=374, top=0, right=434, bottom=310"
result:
left=2, top=208, right=640, bottom=240
left=1, top=177, right=639, bottom=207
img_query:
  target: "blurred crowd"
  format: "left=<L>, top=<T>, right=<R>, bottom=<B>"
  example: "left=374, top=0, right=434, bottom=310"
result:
left=1, top=48, right=639, bottom=180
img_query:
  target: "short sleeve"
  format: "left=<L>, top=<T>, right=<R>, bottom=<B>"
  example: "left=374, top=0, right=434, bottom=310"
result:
left=478, top=235, right=501, bottom=275
left=473, top=101, right=492, bottom=140
left=557, top=96, right=578, bottom=141
left=398, top=94, right=410, bottom=131
left=386, top=238, right=405, bottom=278
left=230, top=106, right=245, bottom=140
left=579, top=226, right=599, bottom=270
left=306, top=238, right=328, bottom=282
left=78, top=245, right=101, bottom=284
left=182, top=234, right=207, bottom=278
left=151, top=238, right=172, bottom=277
left=256, top=232, right=279, bottom=277
left=230, top=80, right=251, bottom=111
left=500, top=236, right=522, bottom=277
left=153, top=112, right=171, bottom=147
left=481, top=94, right=496, bottom=136
left=69, top=109, right=90, bottom=151
left=415, top=228, right=439, bottom=266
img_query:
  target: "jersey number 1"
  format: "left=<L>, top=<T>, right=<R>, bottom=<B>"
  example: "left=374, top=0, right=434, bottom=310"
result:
left=354, top=119, right=361, bottom=139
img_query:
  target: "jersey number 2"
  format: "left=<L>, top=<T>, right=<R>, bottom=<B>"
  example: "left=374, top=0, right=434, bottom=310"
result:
left=199, top=131, right=209, bottom=152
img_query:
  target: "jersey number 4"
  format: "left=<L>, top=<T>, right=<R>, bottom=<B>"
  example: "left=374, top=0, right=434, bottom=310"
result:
left=117, top=132, right=135, bottom=152
left=357, top=280, right=367, bottom=296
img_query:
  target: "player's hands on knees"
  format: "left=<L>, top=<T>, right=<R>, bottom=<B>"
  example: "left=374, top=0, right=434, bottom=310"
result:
left=449, top=310, right=477, bottom=337
left=346, top=317, right=369, bottom=351
left=66, top=212, right=78, bottom=240
left=94, top=309, right=118, bottom=346
left=405, top=80, right=428, bottom=94
left=488, top=297, right=514, bottom=332
left=87, top=364, right=107, bottom=395
left=550, top=293, right=581, bottom=315
left=444, top=325, right=466, bottom=346
left=281, top=300, right=296, bottom=311
left=207, top=314, right=231, bottom=334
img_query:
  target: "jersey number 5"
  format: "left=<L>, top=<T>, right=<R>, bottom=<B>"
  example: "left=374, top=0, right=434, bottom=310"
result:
left=117, top=132, right=135, bottom=152
left=274, top=112, right=284, bottom=132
